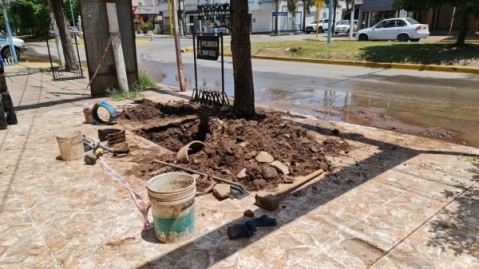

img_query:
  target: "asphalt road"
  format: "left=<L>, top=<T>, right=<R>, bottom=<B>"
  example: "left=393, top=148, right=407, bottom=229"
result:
left=25, top=35, right=479, bottom=147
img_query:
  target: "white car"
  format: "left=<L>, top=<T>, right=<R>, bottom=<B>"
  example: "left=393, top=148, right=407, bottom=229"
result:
left=335, top=20, right=358, bottom=34
left=0, top=33, right=27, bottom=60
left=356, top=18, right=429, bottom=42
left=305, top=19, right=331, bottom=34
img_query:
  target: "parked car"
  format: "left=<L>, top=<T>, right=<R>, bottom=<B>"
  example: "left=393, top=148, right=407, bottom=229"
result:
left=356, top=18, right=429, bottom=42
left=305, top=19, right=331, bottom=34
left=334, top=20, right=358, bottom=34
left=0, top=33, right=26, bottom=61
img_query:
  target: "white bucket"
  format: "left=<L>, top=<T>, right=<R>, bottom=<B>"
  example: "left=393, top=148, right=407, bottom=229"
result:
left=147, top=172, right=196, bottom=243
left=56, top=130, right=83, bottom=161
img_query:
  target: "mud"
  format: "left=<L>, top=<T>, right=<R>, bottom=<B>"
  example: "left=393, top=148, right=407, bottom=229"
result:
left=122, top=100, right=351, bottom=191
left=342, top=108, right=458, bottom=141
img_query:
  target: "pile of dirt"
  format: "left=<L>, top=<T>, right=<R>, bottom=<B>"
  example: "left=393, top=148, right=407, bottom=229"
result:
left=119, top=99, right=198, bottom=122
left=124, top=100, right=350, bottom=192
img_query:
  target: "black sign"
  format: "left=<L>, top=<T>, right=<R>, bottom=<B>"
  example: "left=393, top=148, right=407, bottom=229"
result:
left=197, top=36, right=220, bottom=61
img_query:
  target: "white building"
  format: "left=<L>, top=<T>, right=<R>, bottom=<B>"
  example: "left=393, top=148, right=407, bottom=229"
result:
left=132, top=0, right=348, bottom=35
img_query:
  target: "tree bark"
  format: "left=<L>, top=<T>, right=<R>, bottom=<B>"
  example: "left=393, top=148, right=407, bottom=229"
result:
left=456, top=13, right=470, bottom=46
left=275, top=0, right=280, bottom=34
left=231, top=0, right=255, bottom=118
left=332, top=0, right=337, bottom=35
left=50, top=0, right=77, bottom=71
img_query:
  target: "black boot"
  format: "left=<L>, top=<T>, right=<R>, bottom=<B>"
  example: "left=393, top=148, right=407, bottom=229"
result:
left=1, top=92, right=17, bottom=125
left=0, top=95, right=7, bottom=130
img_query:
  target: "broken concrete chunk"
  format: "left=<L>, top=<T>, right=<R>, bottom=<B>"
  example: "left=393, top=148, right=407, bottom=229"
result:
left=213, top=184, right=230, bottom=200
left=261, top=165, right=278, bottom=179
left=255, top=151, right=274, bottom=163
left=271, top=161, right=290, bottom=175
left=237, top=168, right=247, bottom=179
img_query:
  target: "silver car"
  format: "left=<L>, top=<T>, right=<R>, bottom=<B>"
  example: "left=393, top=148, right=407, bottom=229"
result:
left=335, top=20, right=358, bottom=34
left=356, top=18, right=429, bottom=42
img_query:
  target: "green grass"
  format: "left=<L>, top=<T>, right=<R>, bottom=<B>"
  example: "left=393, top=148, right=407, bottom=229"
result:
left=250, top=40, right=479, bottom=66
left=138, top=71, right=158, bottom=89
left=106, top=87, right=145, bottom=101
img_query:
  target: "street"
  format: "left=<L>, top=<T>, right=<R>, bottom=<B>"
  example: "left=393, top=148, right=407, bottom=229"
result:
left=25, top=35, right=479, bottom=146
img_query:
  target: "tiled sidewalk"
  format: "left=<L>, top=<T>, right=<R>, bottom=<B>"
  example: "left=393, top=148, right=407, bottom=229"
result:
left=0, top=64, right=478, bottom=268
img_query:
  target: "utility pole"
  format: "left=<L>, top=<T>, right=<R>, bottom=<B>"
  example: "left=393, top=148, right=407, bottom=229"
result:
left=327, top=0, right=333, bottom=44
left=349, top=0, right=355, bottom=39
left=106, top=0, right=129, bottom=92
left=0, top=0, right=18, bottom=63
left=171, top=0, right=186, bottom=91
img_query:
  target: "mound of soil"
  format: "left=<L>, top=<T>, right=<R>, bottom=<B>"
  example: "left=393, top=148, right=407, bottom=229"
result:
left=124, top=100, right=350, bottom=191
left=119, top=99, right=198, bottom=122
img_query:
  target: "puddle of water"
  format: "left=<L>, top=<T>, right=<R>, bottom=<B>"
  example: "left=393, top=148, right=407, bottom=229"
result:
left=256, top=85, right=479, bottom=147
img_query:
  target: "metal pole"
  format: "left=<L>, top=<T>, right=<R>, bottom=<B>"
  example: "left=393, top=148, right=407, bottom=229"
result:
left=448, top=7, right=456, bottom=37
left=349, top=0, right=355, bottom=39
left=1, top=0, right=18, bottom=63
left=46, top=36, right=57, bottom=79
left=69, top=0, right=76, bottom=29
left=193, top=30, right=198, bottom=91
left=220, top=33, right=224, bottom=95
left=327, top=1, right=333, bottom=44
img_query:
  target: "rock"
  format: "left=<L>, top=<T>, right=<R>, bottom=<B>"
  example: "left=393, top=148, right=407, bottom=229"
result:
left=212, top=184, right=230, bottom=200
left=239, top=142, right=249, bottom=148
left=236, top=168, right=247, bottom=179
left=244, top=150, right=258, bottom=160
left=283, top=134, right=291, bottom=138
left=261, top=165, right=278, bottom=179
left=243, top=210, right=254, bottom=218
left=255, top=151, right=274, bottom=163
left=270, top=161, right=290, bottom=175
left=319, top=161, right=329, bottom=171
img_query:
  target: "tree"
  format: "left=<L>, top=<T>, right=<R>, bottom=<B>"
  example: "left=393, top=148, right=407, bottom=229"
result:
left=8, top=0, right=50, bottom=36
left=274, top=0, right=280, bottom=34
left=49, top=0, right=77, bottom=70
left=231, top=0, right=255, bottom=117
left=287, top=0, right=299, bottom=32
left=393, top=0, right=479, bottom=46
left=301, top=0, right=315, bottom=32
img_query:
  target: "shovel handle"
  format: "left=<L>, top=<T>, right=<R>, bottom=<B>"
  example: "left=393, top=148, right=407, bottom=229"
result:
left=275, top=169, right=324, bottom=198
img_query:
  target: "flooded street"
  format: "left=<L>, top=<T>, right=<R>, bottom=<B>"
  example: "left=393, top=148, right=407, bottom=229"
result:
left=138, top=40, right=479, bottom=147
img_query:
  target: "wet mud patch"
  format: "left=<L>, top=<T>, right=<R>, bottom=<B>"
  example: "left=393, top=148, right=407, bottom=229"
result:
left=123, top=100, right=351, bottom=192
left=343, top=108, right=458, bottom=142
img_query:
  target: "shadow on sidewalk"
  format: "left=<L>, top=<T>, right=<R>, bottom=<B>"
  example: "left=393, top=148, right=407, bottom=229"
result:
left=138, top=120, right=478, bottom=268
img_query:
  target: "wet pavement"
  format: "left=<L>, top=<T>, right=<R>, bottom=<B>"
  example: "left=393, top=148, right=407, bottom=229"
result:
left=138, top=45, right=479, bottom=147
left=26, top=36, right=479, bottom=147
left=1, top=63, right=479, bottom=268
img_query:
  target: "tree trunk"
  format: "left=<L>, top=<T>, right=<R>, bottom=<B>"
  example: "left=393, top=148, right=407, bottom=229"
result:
left=332, top=0, right=337, bottom=35
left=456, top=13, right=470, bottom=46
left=275, top=0, right=280, bottom=34
left=50, top=0, right=77, bottom=71
left=302, top=1, right=306, bottom=32
left=231, top=0, right=255, bottom=118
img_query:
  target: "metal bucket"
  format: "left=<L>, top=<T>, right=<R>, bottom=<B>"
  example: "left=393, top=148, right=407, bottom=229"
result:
left=147, top=172, right=196, bottom=243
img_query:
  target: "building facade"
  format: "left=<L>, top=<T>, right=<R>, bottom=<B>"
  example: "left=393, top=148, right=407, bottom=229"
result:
left=131, top=0, right=348, bottom=35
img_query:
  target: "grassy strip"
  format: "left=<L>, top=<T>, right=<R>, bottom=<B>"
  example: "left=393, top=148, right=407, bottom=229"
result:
left=250, top=40, right=479, bottom=66
left=106, top=72, right=158, bottom=101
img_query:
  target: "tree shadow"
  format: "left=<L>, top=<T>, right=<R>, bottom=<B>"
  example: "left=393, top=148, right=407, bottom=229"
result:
left=138, top=120, right=478, bottom=268
left=359, top=43, right=479, bottom=66
left=427, top=161, right=479, bottom=256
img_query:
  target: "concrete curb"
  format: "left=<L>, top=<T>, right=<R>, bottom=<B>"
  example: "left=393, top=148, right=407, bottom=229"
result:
left=184, top=46, right=479, bottom=75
